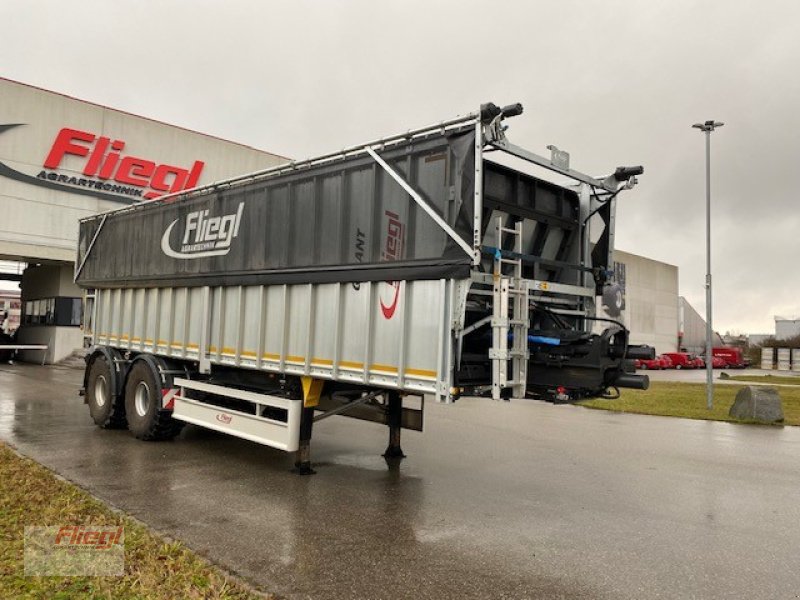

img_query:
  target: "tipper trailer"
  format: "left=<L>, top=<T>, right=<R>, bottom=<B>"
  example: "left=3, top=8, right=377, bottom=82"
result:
left=77, top=102, right=651, bottom=473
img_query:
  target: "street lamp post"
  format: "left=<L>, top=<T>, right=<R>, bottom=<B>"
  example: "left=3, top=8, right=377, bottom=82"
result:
left=692, top=120, right=724, bottom=410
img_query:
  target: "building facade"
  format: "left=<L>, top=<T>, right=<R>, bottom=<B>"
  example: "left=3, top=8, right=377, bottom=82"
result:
left=596, top=250, right=679, bottom=355
left=678, top=296, right=724, bottom=354
left=775, top=317, right=800, bottom=341
left=1, top=77, right=287, bottom=362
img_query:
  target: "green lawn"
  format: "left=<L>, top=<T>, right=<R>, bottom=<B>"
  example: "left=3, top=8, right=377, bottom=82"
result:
left=0, top=443, right=269, bottom=600
left=580, top=381, right=800, bottom=426
left=725, top=374, right=800, bottom=385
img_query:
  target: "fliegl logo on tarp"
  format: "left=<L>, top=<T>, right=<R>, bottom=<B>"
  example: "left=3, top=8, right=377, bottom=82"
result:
left=161, top=203, right=244, bottom=259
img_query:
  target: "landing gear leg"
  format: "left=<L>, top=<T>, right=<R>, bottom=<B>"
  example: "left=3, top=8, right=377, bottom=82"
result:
left=383, top=391, right=406, bottom=459
left=292, top=405, right=316, bottom=475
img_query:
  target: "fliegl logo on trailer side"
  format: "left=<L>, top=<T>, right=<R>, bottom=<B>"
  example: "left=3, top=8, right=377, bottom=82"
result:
left=161, top=202, right=245, bottom=259
left=379, top=210, right=405, bottom=319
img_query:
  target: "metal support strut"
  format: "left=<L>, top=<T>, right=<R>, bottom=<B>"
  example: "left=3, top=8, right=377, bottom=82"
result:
left=382, top=391, right=406, bottom=459
left=292, top=405, right=316, bottom=475
left=293, top=376, right=323, bottom=475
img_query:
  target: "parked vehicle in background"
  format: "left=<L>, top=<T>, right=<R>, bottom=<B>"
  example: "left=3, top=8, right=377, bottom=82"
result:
left=662, top=352, right=698, bottom=370
left=635, top=354, right=673, bottom=370
left=635, top=357, right=662, bottom=370
left=712, top=346, right=749, bottom=368
left=693, top=355, right=727, bottom=368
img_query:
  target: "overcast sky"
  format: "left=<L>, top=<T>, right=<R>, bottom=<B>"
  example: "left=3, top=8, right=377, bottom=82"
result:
left=2, top=0, right=798, bottom=334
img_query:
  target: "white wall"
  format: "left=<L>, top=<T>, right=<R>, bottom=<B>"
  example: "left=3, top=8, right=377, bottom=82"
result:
left=614, top=250, right=679, bottom=354
left=17, top=325, right=83, bottom=364
left=16, top=264, right=84, bottom=363
left=775, top=319, right=800, bottom=340
left=678, top=296, right=724, bottom=354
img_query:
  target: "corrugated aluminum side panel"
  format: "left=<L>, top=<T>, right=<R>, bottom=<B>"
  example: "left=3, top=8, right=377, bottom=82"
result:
left=92, top=279, right=455, bottom=395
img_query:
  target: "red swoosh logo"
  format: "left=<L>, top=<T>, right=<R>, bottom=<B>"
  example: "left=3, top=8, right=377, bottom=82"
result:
left=380, top=282, right=401, bottom=319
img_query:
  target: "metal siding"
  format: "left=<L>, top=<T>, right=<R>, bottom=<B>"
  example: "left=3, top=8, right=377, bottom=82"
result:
left=90, top=280, right=452, bottom=394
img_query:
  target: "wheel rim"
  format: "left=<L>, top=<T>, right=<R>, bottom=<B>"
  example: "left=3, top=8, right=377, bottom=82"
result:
left=134, top=381, right=151, bottom=417
left=94, top=375, right=107, bottom=408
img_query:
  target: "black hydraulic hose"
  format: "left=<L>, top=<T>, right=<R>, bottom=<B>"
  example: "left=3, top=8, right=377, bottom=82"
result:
left=531, top=303, right=569, bottom=330
left=583, top=187, right=623, bottom=224
left=580, top=314, right=628, bottom=334
left=579, top=314, right=630, bottom=361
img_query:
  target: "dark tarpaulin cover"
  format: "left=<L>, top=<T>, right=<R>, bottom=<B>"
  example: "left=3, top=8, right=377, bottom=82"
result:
left=77, top=130, right=475, bottom=288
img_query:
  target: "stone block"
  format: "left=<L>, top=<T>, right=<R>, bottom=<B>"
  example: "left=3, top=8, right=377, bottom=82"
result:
left=728, top=386, right=783, bottom=423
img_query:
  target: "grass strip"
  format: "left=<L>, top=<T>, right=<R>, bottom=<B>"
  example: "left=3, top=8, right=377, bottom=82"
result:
left=724, top=374, right=800, bottom=385
left=0, top=442, right=270, bottom=599
left=580, top=381, right=800, bottom=426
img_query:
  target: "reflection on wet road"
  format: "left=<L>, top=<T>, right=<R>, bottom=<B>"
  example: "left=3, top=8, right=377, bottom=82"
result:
left=2, top=364, right=800, bottom=599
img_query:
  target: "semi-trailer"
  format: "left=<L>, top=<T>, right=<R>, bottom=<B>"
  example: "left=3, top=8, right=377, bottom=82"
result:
left=76, top=102, right=651, bottom=473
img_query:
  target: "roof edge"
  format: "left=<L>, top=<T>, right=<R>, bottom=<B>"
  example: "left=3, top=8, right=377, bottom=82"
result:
left=0, top=76, right=291, bottom=161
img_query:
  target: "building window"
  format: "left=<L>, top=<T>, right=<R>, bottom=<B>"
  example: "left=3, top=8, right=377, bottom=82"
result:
left=23, top=297, right=82, bottom=327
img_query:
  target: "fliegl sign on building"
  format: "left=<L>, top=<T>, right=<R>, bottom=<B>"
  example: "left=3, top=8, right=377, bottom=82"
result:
left=0, top=119, right=208, bottom=207
left=39, top=127, right=205, bottom=201
left=0, top=77, right=286, bottom=263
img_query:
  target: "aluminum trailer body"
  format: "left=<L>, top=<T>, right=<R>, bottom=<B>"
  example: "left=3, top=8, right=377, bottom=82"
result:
left=77, top=102, right=650, bottom=472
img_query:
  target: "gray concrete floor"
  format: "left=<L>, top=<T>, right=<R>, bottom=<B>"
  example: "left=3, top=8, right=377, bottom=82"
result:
left=2, top=363, right=800, bottom=599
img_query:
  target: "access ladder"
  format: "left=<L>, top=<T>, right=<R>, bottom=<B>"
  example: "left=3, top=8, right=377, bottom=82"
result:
left=490, top=218, right=529, bottom=400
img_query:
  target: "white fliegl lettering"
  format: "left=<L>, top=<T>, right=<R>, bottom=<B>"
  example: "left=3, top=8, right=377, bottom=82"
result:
left=162, top=202, right=244, bottom=259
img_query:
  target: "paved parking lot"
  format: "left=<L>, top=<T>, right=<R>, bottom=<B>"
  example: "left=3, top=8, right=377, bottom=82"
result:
left=2, top=363, right=800, bottom=599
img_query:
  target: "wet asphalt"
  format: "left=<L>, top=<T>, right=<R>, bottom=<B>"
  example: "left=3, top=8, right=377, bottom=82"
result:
left=2, top=363, right=800, bottom=599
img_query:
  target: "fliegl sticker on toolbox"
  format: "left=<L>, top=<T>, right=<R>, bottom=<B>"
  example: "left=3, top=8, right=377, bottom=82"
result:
left=161, top=202, right=244, bottom=259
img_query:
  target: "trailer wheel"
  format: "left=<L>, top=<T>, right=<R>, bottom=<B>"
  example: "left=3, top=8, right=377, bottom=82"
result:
left=124, top=361, right=184, bottom=441
left=87, top=355, right=127, bottom=429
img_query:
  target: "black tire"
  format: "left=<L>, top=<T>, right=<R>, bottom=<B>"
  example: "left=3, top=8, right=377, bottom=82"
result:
left=87, top=355, right=127, bottom=429
left=602, top=283, right=624, bottom=318
left=124, top=361, right=184, bottom=441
